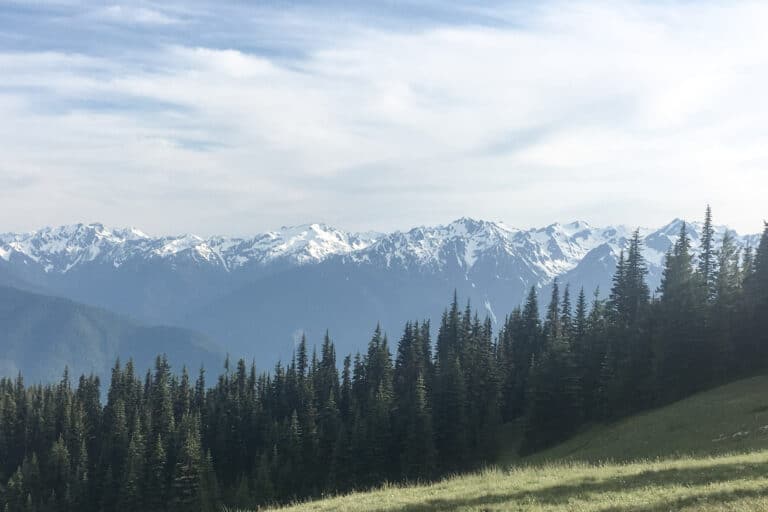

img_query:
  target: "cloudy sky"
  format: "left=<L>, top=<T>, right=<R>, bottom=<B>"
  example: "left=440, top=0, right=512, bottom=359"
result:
left=1, top=0, right=766, bottom=236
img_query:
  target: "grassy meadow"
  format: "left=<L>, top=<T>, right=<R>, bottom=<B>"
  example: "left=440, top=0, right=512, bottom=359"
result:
left=245, top=375, right=768, bottom=512
left=257, top=451, right=768, bottom=511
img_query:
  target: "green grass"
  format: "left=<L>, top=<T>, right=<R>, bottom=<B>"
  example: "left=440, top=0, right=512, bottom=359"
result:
left=260, top=452, right=768, bottom=511
left=256, top=376, right=768, bottom=512
left=510, top=375, right=768, bottom=464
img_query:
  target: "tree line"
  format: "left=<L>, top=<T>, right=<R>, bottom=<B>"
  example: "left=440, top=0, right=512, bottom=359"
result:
left=0, top=207, right=767, bottom=511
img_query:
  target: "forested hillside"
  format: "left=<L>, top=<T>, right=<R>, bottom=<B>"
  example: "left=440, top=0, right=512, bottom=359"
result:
left=0, top=208, right=766, bottom=511
left=0, top=286, right=224, bottom=384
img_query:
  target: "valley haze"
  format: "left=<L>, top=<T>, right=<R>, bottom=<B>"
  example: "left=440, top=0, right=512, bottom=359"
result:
left=0, top=216, right=759, bottom=381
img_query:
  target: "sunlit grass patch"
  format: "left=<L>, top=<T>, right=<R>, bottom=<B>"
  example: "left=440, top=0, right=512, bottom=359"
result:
left=258, top=450, right=768, bottom=511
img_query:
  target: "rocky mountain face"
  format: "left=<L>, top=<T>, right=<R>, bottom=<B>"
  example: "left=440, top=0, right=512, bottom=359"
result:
left=0, top=218, right=759, bottom=366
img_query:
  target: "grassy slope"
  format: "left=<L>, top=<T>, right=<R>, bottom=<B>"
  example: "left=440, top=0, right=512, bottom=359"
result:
left=519, top=375, right=768, bottom=464
left=263, top=452, right=768, bottom=512
left=261, top=375, right=768, bottom=512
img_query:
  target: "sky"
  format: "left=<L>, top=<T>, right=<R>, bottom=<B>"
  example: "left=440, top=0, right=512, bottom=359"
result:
left=0, top=0, right=766, bottom=236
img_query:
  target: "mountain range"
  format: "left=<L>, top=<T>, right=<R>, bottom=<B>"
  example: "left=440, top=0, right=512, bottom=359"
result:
left=0, top=218, right=760, bottom=376
left=0, top=285, right=223, bottom=384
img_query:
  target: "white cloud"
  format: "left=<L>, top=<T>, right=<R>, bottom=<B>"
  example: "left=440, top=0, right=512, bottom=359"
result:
left=0, top=1, right=766, bottom=235
left=89, top=5, right=181, bottom=25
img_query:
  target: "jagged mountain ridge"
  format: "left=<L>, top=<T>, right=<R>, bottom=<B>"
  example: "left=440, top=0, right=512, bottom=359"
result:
left=0, top=222, right=379, bottom=272
left=1, top=217, right=758, bottom=279
left=0, top=217, right=759, bottom=367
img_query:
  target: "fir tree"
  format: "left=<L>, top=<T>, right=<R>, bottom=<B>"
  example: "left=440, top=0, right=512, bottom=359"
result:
left=697, top=205, right=717, bottom=301
left=544, top=279, right=561, bottom=344
left=117, top=416, right=144, bottom=512
left=171, top=414, right=202, bottom=512
left=657, top=222, right=707, bottom=398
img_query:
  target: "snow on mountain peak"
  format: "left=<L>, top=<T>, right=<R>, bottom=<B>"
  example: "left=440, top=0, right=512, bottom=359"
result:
left=231, top=223, right=380, bottom=266
left=351, top=217, right=621, bottom=278
left=0, top=219, right=758, bottom=277
left=0, top=221, right=378, bottom=273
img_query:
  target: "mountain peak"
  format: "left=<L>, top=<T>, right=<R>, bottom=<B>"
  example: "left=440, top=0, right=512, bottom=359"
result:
left=0, top=218, right=758, bottom=276
left=656, top=218, right=703, bottom=236
left=564, top=220, right=591, bottom=232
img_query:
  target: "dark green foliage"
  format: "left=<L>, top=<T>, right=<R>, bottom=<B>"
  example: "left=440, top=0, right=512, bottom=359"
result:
left=393, top=322, right=435, bottom=480
left=0, top=206, right=766, bottom=511
left=739, top=222, right=768, bottom=370
left=521, top=335, right=581, bottom=453
left=655, top=222, right=709, bottom=398
left=602, top=230, right=654, bottom=416
left=697, top=205, right=717, bottom=300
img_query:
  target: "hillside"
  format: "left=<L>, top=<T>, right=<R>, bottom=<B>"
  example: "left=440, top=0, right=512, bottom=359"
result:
left=260, top=376, right=768, bottom=512
left=259, top=452, right=768, bottom=511
left=0, top=285, right=224, bottom=383
left=520, top=375, right=768, bottom=464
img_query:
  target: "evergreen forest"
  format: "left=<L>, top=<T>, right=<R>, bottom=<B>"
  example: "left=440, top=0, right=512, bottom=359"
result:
left=1, top=207, right=767, bottom=511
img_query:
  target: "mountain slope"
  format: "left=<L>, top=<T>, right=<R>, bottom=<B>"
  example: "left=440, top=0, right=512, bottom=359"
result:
left=1, top=219, right=760, bottom=363
left=184, top=262, right=463, bottom=362
left=259, top=375, right=768, bottom=512
left=0, top=286, right=224, bottom=383
left=260, top=451, right=768, bottom=511
left=509, top=375, right=768, bottom=464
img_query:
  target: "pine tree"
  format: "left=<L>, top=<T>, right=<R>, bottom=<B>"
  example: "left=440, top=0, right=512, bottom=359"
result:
left=362, top=328, right=395, bottom=483
left=742, top=223, right=768, bottom=367
left=433, top=352, right=466, bottom=471
left=47, top=436, right=70, bottom=510
left=198, top=450, right=219, bottom=512
left=610, top=250, right=627, bottom=323
left=611, top=231, right=650, bottom=327
left=560, top=284, right=573, bottom=342
left=171, top=414, right=202, bottom=511
left=317, top=391, right=340, bottom=490
left=5, top=467, right=26, bottom=512
left=522, top=285, right=582, bottom=453
left=572, top=287, right=594, bottom=417
left=574, top=287, right=588, bottom=349
left=711, top=230, right=741, bottom=378
left=339, top=355, right=353, bottom=423
left=742, top=246, right=755, bottom=282
left=657, top=222, right=707, bottom=398
left=626, top=229, right=651, bottom=323
left=150, top=356, right=175, bottom=445
left=252, top=452, right=274, bottom=506
left=436, top=293, right=461, bottom=367
left=496, top=310, right=516, bottom=422
left=144, top=434, right=167, bottom=512
left=505, top=287, right=542, bottom=419
left=745, top=222, right=768, bottom=302
left=393, top=322, right=436, bottom=479
left=117, top=416, right=144, bottom=512
left=296, top=335, right=308, bottom=384
left=544, top=279, right=561, bottom=344
left=697, top=205, right=717, bottom=301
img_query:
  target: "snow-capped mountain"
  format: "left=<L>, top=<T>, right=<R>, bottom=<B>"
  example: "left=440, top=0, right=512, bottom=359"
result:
left=0, top=218, right=757, bottom=279
left=0, top=218, right=760, bottom=366
left=0, top=222, right=380, bottom=273
left=351, top=217, right=635, bottom=275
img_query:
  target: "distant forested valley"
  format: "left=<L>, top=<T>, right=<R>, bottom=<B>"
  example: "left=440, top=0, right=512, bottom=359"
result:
left=1, top=208, right=767, bottom=511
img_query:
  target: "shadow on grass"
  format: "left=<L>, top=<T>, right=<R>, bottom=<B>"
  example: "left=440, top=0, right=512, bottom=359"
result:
left=601, top=487, right=768, bottom=512
left=371, top=460, right=768, bottom=512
